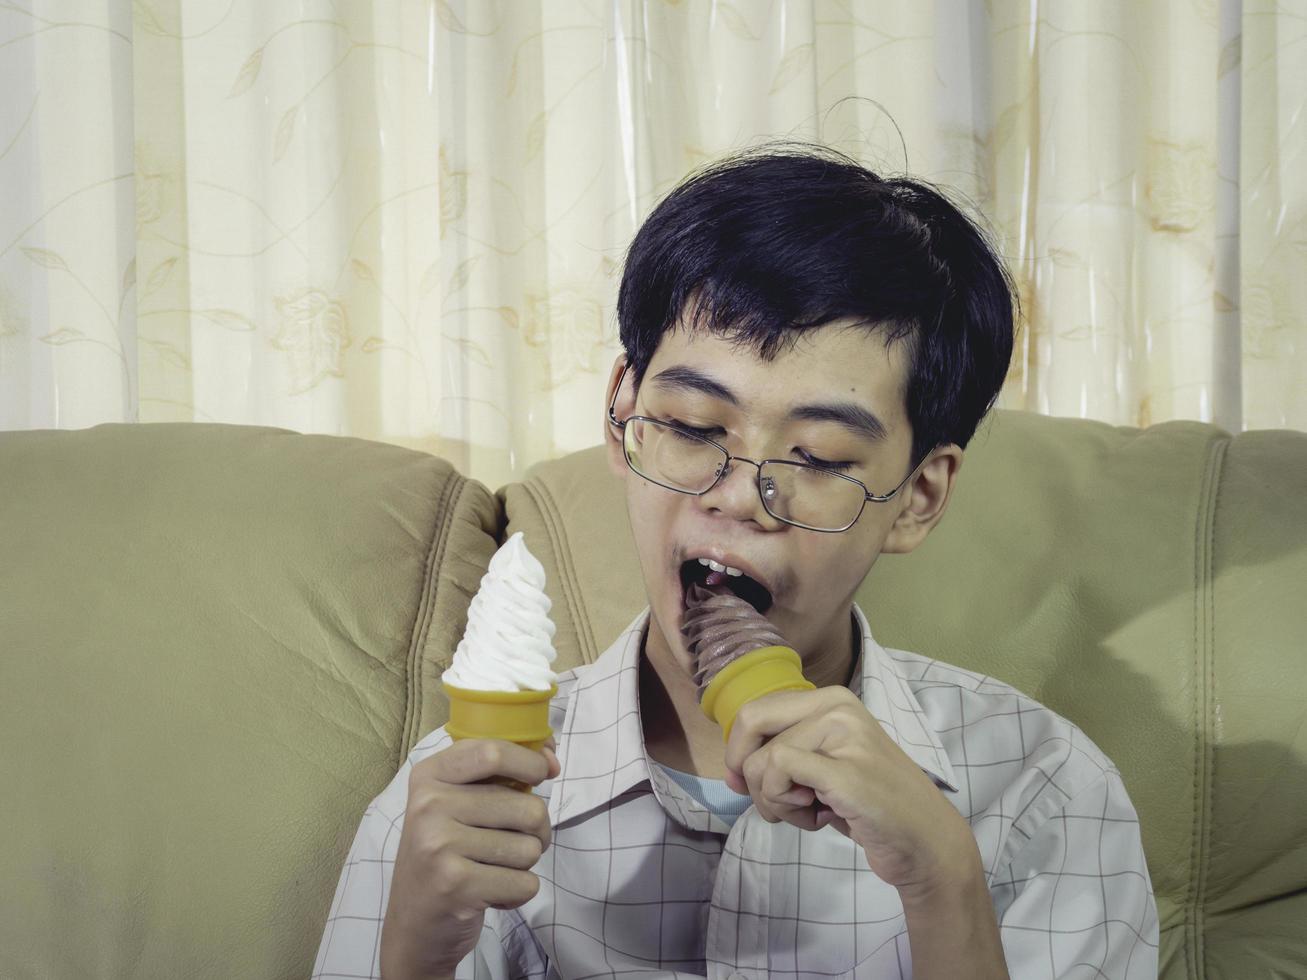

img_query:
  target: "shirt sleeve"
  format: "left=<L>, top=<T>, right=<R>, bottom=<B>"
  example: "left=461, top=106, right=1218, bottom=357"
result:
left=310, top=728, right=526, bottom=980
left=990, top=769, right=1160, bottom=979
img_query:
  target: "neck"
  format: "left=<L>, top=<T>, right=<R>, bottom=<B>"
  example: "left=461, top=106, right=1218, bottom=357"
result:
left=639, top=607, right=860, bottom=780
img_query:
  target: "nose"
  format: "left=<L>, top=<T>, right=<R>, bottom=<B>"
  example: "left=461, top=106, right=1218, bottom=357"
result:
left=699, top=457, right=784, bottom=530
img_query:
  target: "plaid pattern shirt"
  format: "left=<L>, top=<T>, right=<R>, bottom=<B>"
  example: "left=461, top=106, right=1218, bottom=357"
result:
left=313, top=608, right=1159, bottom=979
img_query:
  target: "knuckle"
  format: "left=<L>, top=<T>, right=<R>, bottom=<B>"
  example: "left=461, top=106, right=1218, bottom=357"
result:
left=414, top=819, right=455, bottom=862
left=833, top=689, right=864, bottom=715
left=833, top=700, right=859, bottom=720
left=733, top=701, right=760, bottom=734
left=515, top=871, right=542, bottom=904
left=406, top=791, right=440, bottom=827
left=406, top=783, right=432, bottom=815
left=832, top=684, right=859, bottom=703
left=770, top=741, right=797, bottom=766
left=525, top=797, right=550, bottom=832
left=409, top=780, right=455, bottom=820
left=421, top=743, right=460, bottom=779
left=519, top=834, right=544, bottom=866
left=433, top=855, right=469, bottom=896
left=450, top=903, right=483, bottom=925
left=477, top=740, right=503, bottom=772
left=407, top=762, right=425, bottom=792
left=408, top=757, right=438, bottom=795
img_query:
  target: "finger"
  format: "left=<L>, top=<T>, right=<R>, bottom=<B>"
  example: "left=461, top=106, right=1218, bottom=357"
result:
left=726, top=707, right=842, bottom=792
left=740, top=747, right=796, bottom=825
left=815, top=806, right=851, bottom=837
left=455, top=858, right=542, bottom=911
left=759, top=752, right=815, bottom=816
left=541, top=745, right=561, bottom=779
left=764, top=742, right=840, bottom=799
left=730, top=766, right=811, bottom=805
left=776, top=784, right=816, bottom=807
left=740, top=746, right=803, bottom=823
left=458, top=826, right=545, bottom=871
left=724, top=687, right=858, bottom=776
left=428, top=738, right=553, bottom=787
left=746, top=743, right=842, bottom=829
left=724, top=768, right=747, bottom=795
left=445, top=784, right=552, bottom=848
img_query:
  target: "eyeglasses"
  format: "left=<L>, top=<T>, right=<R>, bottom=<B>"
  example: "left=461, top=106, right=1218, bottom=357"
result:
left=607, top=363, right=922, bottom=533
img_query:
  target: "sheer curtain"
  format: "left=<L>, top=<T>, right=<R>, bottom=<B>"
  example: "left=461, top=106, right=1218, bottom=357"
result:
left=1, top=0, right=1302, bottom=488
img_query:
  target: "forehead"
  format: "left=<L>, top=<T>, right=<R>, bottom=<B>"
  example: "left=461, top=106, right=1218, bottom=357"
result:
left=643, top=320, right=911, bottom=427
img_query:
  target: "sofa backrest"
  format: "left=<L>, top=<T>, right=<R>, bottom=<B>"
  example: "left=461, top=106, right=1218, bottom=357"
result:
left=503, top=408, right=1307, bottom=980
left=0, top=423, right=502, bottom=979
left=3, top=411, right=1304, bottom=979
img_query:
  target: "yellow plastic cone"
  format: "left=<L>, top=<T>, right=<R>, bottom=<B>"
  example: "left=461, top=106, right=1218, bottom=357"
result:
left=443, top=681, right=557, bottom=790
left=699, top=645, right=814, bottom=741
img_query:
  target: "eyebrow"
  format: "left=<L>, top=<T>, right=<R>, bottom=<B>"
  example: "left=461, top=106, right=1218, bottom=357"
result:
left=648, top=364, right=889, bottom=443
left=648, top=365, right=739, bottom=405
left=788, top=402, right=889, bottom=443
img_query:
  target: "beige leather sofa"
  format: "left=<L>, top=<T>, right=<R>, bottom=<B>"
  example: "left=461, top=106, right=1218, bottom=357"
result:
left=2, top=409, right=1304, bottom=979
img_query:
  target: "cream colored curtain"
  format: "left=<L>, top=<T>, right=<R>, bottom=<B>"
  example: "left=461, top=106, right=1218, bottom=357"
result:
left=1, top=1, right=1303, bottom=488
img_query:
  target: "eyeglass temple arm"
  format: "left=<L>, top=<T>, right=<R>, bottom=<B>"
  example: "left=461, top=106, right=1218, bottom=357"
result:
left=868, top=452, right=931, bottom=502
left=607, top=362, right=632, bottom=428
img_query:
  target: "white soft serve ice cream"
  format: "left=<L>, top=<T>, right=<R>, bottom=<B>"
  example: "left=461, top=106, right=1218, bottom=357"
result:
left=442, top=531, right=558, bottom=692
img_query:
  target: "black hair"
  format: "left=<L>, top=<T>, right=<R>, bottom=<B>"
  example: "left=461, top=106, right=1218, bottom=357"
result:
left=616, top=142, right=1016, bottom=467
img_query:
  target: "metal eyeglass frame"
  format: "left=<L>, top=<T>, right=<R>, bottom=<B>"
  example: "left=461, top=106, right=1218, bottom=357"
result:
left=606, top=362, right=924, bottom=533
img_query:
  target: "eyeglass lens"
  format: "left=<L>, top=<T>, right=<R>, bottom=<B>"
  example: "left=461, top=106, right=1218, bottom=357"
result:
left=623, top=418, right=866, bottom=531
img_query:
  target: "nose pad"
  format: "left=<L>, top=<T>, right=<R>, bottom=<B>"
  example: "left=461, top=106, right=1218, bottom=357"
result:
left=699, top=458, right=784, bottom=529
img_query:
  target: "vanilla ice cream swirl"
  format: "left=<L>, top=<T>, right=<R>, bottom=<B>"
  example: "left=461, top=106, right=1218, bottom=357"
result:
left=681, top=583, right=789, bottom=700
left=443, top=531, right=558, bottom=692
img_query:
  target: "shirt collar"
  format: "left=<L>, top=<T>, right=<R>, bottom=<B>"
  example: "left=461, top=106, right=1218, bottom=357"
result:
left=850, top=603, right=959, bottom=794
left=547, top=606, right=957, bottom=828
left=547, top=613, right=651, bottom=828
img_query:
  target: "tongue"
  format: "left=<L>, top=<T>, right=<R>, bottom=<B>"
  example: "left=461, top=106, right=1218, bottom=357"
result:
left=705, top=570, right=729, bottom=587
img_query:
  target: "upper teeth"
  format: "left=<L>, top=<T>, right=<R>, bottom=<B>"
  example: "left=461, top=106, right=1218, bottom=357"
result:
left=698, top=557, right=744, bottom=577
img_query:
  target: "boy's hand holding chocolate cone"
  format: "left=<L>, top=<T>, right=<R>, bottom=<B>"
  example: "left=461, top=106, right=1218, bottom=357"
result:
left=380, top=533, right=560, bottom=980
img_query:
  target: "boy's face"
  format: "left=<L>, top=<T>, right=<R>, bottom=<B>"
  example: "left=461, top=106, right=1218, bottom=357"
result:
left=604, top=319, right=962, bottom=677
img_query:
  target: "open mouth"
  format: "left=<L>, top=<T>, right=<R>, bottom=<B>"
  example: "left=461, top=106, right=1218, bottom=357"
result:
left=678, top=557, right=774, bottom=615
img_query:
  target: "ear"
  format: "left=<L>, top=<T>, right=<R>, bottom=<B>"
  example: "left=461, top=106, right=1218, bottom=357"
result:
left=603, top=354, right=633, bottom=479
left=881, top=445, right=963, bottom=555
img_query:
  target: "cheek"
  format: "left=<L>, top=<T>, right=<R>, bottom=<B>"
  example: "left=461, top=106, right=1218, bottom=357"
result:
left=789, top=537, right=878, bottom=607
left=624, top=481, right=679, bottom=566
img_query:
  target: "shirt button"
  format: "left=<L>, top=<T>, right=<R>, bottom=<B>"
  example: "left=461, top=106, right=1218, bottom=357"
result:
left=727, top=974, right=748, bottom=980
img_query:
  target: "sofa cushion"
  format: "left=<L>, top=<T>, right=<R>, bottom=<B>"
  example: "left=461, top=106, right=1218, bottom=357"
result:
left=502, top=408, right=1307, bottom=980
left=0, top=423, right=500, bottom=979
left=1202, top=429, right=1307, bottom=977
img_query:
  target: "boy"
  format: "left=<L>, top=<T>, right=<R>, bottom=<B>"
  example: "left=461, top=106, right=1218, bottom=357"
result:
left=313, top=145, right=1158, bottom=979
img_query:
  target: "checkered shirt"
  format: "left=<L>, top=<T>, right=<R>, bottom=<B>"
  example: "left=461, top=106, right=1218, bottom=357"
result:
left=313, top=607, right=1159, bottom=979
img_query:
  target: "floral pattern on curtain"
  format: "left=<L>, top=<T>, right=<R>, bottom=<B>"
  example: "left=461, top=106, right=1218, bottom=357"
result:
left=0, top=0, right=1302, bottom=488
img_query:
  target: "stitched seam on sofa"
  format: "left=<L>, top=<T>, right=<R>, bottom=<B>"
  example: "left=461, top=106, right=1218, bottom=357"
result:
left=524, top=478, right=595, bottom=666
left=1196, top=434, right=1228, bottom=976
left=1186, top=432, right=1228, bottom=979
left=404, top=468, right=462, bottom=764
left=524, top=477, right=597, bottom=667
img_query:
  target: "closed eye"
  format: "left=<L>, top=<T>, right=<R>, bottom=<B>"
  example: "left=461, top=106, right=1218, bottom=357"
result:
left=664, top=418, right=724, bottom=439
left=797, top=449, right=855, bottom=473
